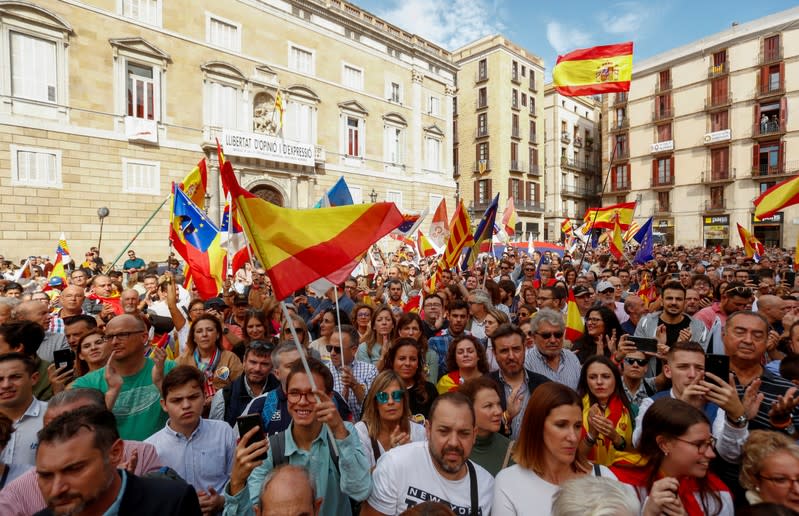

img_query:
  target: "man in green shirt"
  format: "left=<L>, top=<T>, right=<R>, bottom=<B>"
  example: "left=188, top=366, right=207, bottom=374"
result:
left=72, top=314, right=173, bottom=440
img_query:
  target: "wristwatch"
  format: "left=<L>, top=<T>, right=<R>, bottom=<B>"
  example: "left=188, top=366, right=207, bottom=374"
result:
left=727, top=414, right=748, bottom=428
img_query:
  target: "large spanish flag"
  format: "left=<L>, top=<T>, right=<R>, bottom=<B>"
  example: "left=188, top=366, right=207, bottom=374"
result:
left=564, top=288, right=584, bottom=342
left=553, top=42, right=634, bottom=96
left=584, top=201, right=636, bottom=230
left=220, top=163, right=402, bottom=300
left=737, top=223, right=764, bottom=261
left=608, top=214, right=624, bottom=259
left=753, top=175, right=799, bottom=221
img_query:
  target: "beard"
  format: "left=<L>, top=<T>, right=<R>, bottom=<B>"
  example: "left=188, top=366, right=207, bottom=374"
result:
left=429, top=442, right=465, bottom=474
left=48, top=464, right=116, bottom=516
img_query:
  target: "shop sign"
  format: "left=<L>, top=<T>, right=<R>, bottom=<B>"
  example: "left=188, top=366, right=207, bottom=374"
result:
left=752, top=212, right=783, bottom=224
left=703, top=215, right=729, bottom=226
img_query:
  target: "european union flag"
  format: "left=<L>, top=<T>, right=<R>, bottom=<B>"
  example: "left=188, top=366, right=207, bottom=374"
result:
left=172, top=187, right=219, bottom=252
left=633, top=217, right=654, bottom=265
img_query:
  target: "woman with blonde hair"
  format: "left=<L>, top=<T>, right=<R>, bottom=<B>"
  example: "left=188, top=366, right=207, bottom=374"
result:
left=357, top=305, right=395, bottom=366
left=740, top=430, right=799, bottom=511
left=354, top=370, right=426, bottom=468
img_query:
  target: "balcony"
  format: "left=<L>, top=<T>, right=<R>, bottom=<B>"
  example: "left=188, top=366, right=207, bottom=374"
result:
left=705, top=93, right=731, bottom=110
left=651, top=175, right=674, bottom=189
left=609, top=118, right=629, bottom=132
left=475, top=98, right=488, bottom=110
left=528, top=164, right=541, bottom=177
left=475, top=126, right=489, bottom=138
left=653, top=108, right=674, bottom=122
left=758, top=80, right=785, bottom=99
left=573, top=136, right=583, bottom=148
left=560, top=157, right=598, bottom=174
left=613, top=92, right=628, bottom=106
left=655, top=204, right=671, bottom=215
left=472, top=200, right=494, bottom=214
left=611, top=149, right=630, bottom=161
left=509, top=160, right=526, bottom=173
left=752, top=160, right=797, bottom=180
left=752, top=120, right=785, bottom=139
left=657, top=79, right=672, bottom=93
left=561, top=132, right=571, bottom=144
left=472, top=160, right=490, bottom=174
left=562, top=184, right=598, bottom=197
left=585, top=139, right=595, bottom=152
left=475, top=70, right=488, bottom=84
left=761, top=47, right=783, bottom=65
left=701, top=169, right=735, bottom=184
left=704, top=199, right=727, bottom=213
left=708, top=62, right=729, bottom=78
left=610, top=182, right=631, bottom=193
left=511, top=126, right=521, bottom=139
left=516, top=200, right=545, bottom=213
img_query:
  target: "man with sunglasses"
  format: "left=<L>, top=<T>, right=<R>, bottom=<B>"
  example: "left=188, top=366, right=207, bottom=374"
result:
left=524, top=309, right=581, bottom=390
left=210, top=340, right=280, bottom=426
left=620, top=350, right=655, bottom=408
left=326, top=325, right=376, bottom=418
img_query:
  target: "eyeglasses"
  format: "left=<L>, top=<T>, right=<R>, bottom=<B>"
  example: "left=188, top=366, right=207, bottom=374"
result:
left=100, top=331, right=144, bottom=343
left=525, top=330, right=534, bottom=337
left=375, top=389, right=405, bottom=404
left=283, top=327, right=305, bottom=335
left=586, top=317, right=604, bottom=323
left=536, top=331, right=563, bottom=340
left=286, top=390, right=317, bottom=403
left=524, top=268, right=535, bottom=272
left=674, top=436, right=716, bottom=454
left=624, top=358, right=648, bottom=367
left=356, top=312, right=372, bottom=318
left=758, top=475, right=799, bottom=488
left=248, top=341, right=274, bottom=352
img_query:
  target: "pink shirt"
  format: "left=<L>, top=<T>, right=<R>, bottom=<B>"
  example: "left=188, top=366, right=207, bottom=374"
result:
left=694, top=302, right=725, bottom=330
left=0, top=440, right=161, bottom=516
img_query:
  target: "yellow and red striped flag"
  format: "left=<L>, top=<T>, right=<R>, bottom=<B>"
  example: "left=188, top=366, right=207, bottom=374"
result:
left=623, top=221, right=641, bottom=242
left=584, top=201, right=636, bottom=230
left=753, top=175, right=799, bottom=221
left=553, top=42, right=634, bottom=96
left=501, top=197, right=518, bottom=236
left=608, top=214, right=624, bottom=259
left=179, top=159, right=208, bottom=210
left=417, top=230, right=437, bottom=258
left=442, top=200, right=474, bottom=268
left=564, top=288, right=584, bottom=341
left=737, top=223, right=764, bottom=261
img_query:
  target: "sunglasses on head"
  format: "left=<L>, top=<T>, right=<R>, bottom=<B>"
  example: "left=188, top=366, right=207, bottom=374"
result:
left=725, top=286, right=752, bottom=297
left=624, top=357, right=648, bottom=367
left=536, top=331, right=563, bottom=339
left=375, top=389, right=405, bottom=404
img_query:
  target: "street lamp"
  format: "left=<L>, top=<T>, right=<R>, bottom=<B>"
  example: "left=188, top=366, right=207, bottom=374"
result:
left=369, top=189, right=378, bottom=203
left=97, top=207, right=110, bottom=257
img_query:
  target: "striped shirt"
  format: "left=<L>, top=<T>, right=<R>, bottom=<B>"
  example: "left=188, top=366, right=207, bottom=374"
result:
left=327, top=359, right=378, bottom=419
left=734, top=368, right=799, bottom=431
left=524, top=346, right=581, bottom=390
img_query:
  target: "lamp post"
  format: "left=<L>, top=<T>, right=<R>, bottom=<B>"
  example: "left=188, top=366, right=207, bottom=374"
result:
left=369, top=189, right=378, bottom=203
left=97, top=207, right=110, bottom=257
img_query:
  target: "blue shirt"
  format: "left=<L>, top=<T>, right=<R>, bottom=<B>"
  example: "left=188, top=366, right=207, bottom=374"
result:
left=103, top=470, right=128, bottom=516
left=145, top=418, right=236, bottom=492
left=222, top=422, right=371, bottom=516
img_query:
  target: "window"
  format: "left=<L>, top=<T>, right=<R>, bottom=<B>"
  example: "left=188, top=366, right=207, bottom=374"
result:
left=657, top=123, right=672, bottom=142
left=384, top=125, right=403, bottom=164
left=529, top=96, right=536, bottom=114
left=123, top=158, right=160, bottom=195
left=529, top=147, right=538, bottom=167
left=509, top=178, right=521, bottom=202
left=476, top=179, right=491, bottom=204
left=389, top=82, right=401, bottom=103
left=760, top=181, right=776, bottom=194
left=127, top=62, right=155, bottom=120
left=711, top=110, right=728, bottom=132
left=521, top=65, right=526, bottom=77
left=529, top=120, right=536, bottom=141
left=654, top=156, right=673, bottom=184
left=529, top=70, right=536, bottom=90
left=122, top=0, right=161, bottom=25
left=658, top=69, right=671, bottom=90
left=510, top=142, right=518, bottom=164
left=512, top=89, right=518, bottom=109
left=657, top=192, right=670, bottom=212
left=428, top=96, right=440, bottom=116
left=206, top=81, right=239, bottom=129
left=713, top=50, right=727, bottom=67
left=477, top=113, right=487, bottom=137
left=512, top=61, right=519, bottom=81
left=206, top=15, right=240, bottom=51
left=656, top=94, right=672, bottom=117
left=386, top=190, right=403, bottom=209
left=764, top=34, right=781, bottom=62
left=10, top=33, right=56, bottom=103
left=527, top=182, right=540, bottom=203
left=289, top=44, right=314, bottom=75
left=512, top=114, right=519, bottom=137
left=710, top=187, right=724, bottom=209
left=521, top=93, right=527, bottom=107
left=477, top=142, right=489, bottom=162
left=346, top=116, right=361, bottom=157
left=615, top=134, right=628, bottom=157
left=342, top=64, right=363, bottom=90
left=425, top=137, right=441, bottom=171
left=478, top=87, right=487, bottom=108
left=613, top=164, right=629, bottom=189
left=478, top=59, right=487, bottom=80
left=11, top=145, right=61, bottom=188
left=284, top=99, right=316, bottom=144
left=711, top=147, right=729, bottom=180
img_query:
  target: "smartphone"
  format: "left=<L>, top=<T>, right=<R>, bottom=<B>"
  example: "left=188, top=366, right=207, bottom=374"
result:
left=628, top=336, right=659, bottom=354
left=705, top=354, right=730, bottom=384
left=236, top=414, right=268, bottom=460
left=53, top=349, right=75, bottom=371
left=749, top=272, right=760, bottom=283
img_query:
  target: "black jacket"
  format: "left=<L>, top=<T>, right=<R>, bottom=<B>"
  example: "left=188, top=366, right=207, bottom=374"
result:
left=35, top=472, right=201, bottom=516
left=487, top=369, right=550, bottom=411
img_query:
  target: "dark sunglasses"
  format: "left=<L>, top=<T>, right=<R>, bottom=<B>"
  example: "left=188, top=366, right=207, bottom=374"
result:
left=624, top=358, right=648, bottom=367
left=325, top=344, right=355, bottom=353
left=375, top=389, right=405, bottom=404
left=536, top=331, right=563, bottom=340
left=283, top=327, right=305, bottom=335
left=248, top=341, right=274, bottom=352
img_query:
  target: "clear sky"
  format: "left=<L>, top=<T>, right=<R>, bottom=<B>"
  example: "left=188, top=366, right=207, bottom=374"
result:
left=355, top=0, right=797, bottom=77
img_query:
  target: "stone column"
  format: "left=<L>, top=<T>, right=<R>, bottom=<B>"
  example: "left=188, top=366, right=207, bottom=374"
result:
left=289, top=175, right=298, bottom=208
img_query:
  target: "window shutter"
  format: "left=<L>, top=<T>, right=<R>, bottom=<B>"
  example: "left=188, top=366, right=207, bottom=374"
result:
left=507, top=178, right=513, bottom=200
left=670, top=156, right=675, bottom=181
left=779, top=62, right=785, bottom=89
left=760, top=66, right=768, bottom=93
left=752, top=144, right=760, bottom=171
left=486, top=179, right=492, bottom=199
left=473, top=181, right=479, bottom=204
left=753, top=104, right=761, bottom=130
left=652, top=159, right=658, bottom=184
left=780, top=97, right=787, bottom=130
left=780, top=141, right=786, bottom=173
left=534, top=183, right=540, bottom=203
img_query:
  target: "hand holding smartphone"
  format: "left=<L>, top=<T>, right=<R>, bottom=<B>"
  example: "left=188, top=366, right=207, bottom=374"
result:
left=236, top=414, right=268, bottom=461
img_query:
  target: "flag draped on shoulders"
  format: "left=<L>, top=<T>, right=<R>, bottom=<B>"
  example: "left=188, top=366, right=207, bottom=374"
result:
left=552, top=42, right=633, bottom=96
left=220, top=163, right=403, bottom=300
left=753, top=174, right=799, bottom=220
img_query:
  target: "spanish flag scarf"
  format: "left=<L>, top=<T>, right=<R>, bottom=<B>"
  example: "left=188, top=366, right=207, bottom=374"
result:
left=581, top=394, right=632, bottom=466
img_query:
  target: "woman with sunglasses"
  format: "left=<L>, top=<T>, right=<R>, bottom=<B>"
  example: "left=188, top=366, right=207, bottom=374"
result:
left=577, top=355, right=635, bottom=467
left=351, top=303, right=374, bottom=342
left=612, top=398, right=733, bottom=516
left=395, top=312, right=439, bottom=382
left=436, top=335, right=489, bottom=394
left=379, top=338, right=438, bottom=420
left=354, top=370, right=427, bottom=469
left=357, top=305, right=395, bottom=367
left=280, top=314, right=320, bottom=360
left=459, top=376, right=513, bottom=476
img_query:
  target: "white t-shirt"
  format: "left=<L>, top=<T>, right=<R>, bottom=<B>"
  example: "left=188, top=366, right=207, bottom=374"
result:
left=492, top=464, right=617, bottom=516
left=368, top=441, right=494, bottom=515
left=353, top=421, right=427, bottom=468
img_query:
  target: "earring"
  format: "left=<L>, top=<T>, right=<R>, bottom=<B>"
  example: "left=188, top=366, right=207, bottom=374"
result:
left=664, top=450, right=669, bottom=457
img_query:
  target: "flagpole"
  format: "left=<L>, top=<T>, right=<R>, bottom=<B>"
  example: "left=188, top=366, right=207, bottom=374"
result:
left=576, top=138, right=619, bottom=273
left=104, top=193, right=171, bottom=273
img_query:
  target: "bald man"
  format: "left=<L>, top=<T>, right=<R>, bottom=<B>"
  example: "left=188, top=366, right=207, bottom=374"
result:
left=12, top=300, right=68, bottom=363
left=757, top=294, right=787, bottom=334
left=257, top=465, right=322, bottom=516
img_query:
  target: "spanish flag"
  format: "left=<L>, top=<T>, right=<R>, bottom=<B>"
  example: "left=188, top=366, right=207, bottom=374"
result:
left=608, top=214, right=624, bottom=259
left=220, top=161, right=402, bottom=300
left=584, top=201, right=636, bottom=230
left=737, top=223, right=764, bottom=262
left=553, top=42, right=634, bottom=96
left=180, top=159, right=208, bottom=210
left=753, top=175, right=799, bottom=221
left=564, top=288, right=584, bottom=341
left=502, top=197, right=518, bottom=237
left=417, top=230, right=437, bottom=258
left=561, top=218, right=573, bottom=236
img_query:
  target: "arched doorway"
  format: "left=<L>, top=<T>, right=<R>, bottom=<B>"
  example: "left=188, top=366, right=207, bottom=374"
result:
left=250, top=185, right=284, bottom=206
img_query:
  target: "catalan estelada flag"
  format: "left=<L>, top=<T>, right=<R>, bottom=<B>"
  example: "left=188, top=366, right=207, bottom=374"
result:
left=584, top=201, right=636, bottom=230
left=608, top=214, right=624, bottom=259
left=737, top=223, right=764, bottom=262
left=552, top=42, right=634, bottom=96
left=753, top=175, right=799, bottom=221
left=442, top=200, right=474, bottom=268
left=170, top=184, right=225, bottom=299
left=564, top=288, right=584, bottom=341
left=220, top=162, right=403, bottom=300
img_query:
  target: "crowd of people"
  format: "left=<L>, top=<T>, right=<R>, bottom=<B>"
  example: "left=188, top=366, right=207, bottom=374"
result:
left=0, top=242, right=797, bottom=515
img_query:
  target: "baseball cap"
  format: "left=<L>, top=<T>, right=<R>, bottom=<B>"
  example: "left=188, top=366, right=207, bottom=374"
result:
left=233, top=294, right=249, bottom=306
left=596, top=280, right=615, bottom=293
left=204, top=297, right=227, bottom=310
left=573, top=286, right=590, bottom=297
